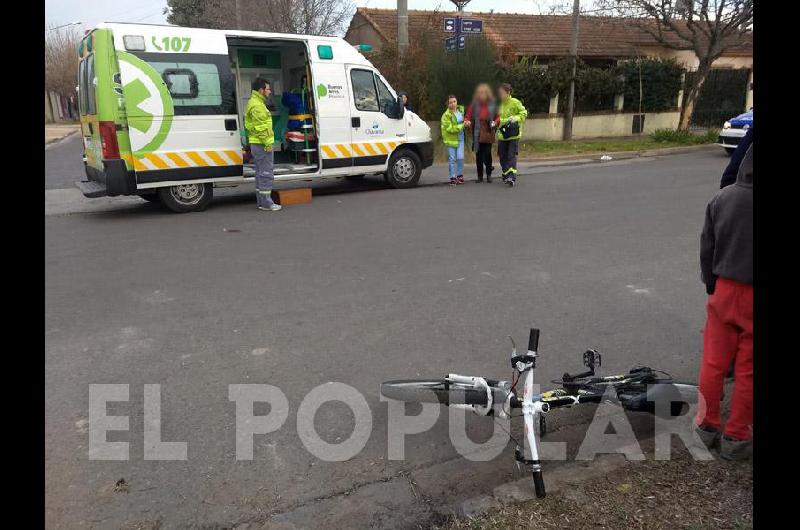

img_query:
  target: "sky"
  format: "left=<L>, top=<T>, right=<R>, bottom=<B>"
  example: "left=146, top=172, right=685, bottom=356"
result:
left=44, top=1, right=587, bottom=33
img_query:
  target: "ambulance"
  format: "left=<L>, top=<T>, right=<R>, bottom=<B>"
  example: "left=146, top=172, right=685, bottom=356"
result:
left=76, top=23, right=434, bottom=212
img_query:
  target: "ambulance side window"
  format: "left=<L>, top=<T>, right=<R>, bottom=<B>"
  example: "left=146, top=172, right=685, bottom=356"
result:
left=78, top=59, right=87, bottom=115
left=350, top=69, right=379, bottom=112
left=86, top=54, right=97, bottom=115
left=131, top=52, right=236, bottom=115
left=375, top=76, right=395, bottom=115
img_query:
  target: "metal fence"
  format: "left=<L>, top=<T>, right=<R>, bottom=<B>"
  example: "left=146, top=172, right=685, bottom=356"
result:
left=688, top=68, right=750, bottom=128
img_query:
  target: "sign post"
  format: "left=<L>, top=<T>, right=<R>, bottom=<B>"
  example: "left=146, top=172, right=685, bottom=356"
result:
left=443, top=1, right=482, bottom=53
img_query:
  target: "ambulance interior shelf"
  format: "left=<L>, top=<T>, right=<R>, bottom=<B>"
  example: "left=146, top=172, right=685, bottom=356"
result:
left=229, top=40, right=318, bottom=173
left=282, top=83, right=317, bottom=165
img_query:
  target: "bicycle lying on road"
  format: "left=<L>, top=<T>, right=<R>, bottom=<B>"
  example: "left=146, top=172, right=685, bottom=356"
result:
left=381, top=328, right=698, bottom=498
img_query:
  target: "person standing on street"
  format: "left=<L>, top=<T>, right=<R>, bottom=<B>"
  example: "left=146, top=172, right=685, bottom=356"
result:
left=720, top=127, right=753, bottom=189
left=245, top=78, right=281, bottom=211
left=441, top=95, right=466, bottom=186
left=464, top=83, right=500, bottom=183
left=495, top=83, right=528, bottom=187
left=398, top=91, right=414, bottom=113
left=695, top=144, right=753, bottom=461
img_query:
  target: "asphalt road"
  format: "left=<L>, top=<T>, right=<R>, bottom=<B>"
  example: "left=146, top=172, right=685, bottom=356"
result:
left=45, top=139, right=729, bottom=528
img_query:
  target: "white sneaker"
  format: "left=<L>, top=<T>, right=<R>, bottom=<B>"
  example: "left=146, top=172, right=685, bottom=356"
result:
left=258, top=203, right=282, bottom=211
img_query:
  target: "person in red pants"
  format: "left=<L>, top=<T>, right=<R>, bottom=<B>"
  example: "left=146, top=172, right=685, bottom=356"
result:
left=695, top=144, right=753, bottom=460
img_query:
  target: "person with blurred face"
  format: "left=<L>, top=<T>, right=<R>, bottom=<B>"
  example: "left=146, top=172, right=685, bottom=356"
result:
left=464, top=83, right=500, bottom=183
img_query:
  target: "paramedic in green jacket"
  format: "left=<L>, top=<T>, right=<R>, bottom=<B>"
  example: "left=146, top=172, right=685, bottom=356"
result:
left=440, top=95, right=466, bottom=186
left=245, top=78, right=281, bottom=211
left=495, top=83, right=528, bottom=187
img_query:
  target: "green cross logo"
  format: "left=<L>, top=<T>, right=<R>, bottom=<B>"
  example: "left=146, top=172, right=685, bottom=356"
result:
left=117, top=51, right=174, bottom=156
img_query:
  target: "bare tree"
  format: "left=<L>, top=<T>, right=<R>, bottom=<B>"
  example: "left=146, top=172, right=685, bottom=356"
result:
left=166, top=0, right=354, bottom=35
left=595, top=1, right=753, bottom=130
left=45, top=24, right=82, bottom=121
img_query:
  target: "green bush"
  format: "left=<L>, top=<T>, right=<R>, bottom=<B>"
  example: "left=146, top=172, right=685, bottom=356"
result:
left=426, top=35, right=501, bottom=116
left=649, top=128, right=719, bottom=144
left=616, top=58, right=683, bottom=112
left=501, top=57, right=552, bottom=113
left=549, top=58, right=623, bottom=113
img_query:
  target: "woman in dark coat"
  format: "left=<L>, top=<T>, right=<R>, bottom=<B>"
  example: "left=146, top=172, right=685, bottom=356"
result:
left=464, top=83, right=500, bottom=182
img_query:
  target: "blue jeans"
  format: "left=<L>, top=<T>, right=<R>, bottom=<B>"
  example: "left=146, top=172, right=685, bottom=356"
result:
left=250, top=143, right=275, bottom=207
left=447, top=143, right=464, bottom=179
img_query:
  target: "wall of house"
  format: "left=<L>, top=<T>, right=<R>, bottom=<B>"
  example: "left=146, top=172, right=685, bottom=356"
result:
left=344, top=14, right=386, bottom=53
left=427, top=110, right=681, bottom=143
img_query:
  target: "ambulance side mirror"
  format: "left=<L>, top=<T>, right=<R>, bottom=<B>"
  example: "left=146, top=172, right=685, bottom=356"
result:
left=384, top=97, right=404, bottom=120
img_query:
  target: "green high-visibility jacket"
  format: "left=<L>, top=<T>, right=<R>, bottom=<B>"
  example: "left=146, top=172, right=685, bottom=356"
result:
left=245, top=90, right=274, bottom=148
left=497, top=96, right=528, bottom=141
left=440, top=105, right=465, bottom=148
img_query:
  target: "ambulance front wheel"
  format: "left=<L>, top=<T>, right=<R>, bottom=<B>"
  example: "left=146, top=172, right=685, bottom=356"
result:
left=157, top=183, right=214, bottom=213
left=386, top=149, right=422, bottom=189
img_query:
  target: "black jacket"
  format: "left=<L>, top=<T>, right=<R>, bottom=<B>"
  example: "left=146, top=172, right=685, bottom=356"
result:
left=701, top=144, right=753, bottom=294
left=720, top=128, right=753, bottom=188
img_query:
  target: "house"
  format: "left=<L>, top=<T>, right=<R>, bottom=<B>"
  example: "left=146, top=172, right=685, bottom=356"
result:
left=344, top=8, right=752, bottom=71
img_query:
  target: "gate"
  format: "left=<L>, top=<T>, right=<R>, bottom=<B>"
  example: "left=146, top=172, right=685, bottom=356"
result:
left=687, top=68, right=750, bottom=127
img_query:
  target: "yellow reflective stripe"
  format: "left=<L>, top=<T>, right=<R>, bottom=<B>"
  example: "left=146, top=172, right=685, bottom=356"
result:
left=205, top=151, right=227, bottom=166
left=132, top=157, right=147, bottom=171
left=350, top=143, right=365, bottom=156
left=336, top=144, right=351, bottom=157
left=166, top=152, right=190, bottom=168
left=185, top=151, right=209, bottom=167
left=388, top=141, right=398, bottom=150
left=374, top=143, right=388, bottom=154
left=224, top=150, right=243, bottom=164
left=321, top=145, right=337, bottom=159
left=144, top=153, right=169, bottom=169
left=363, top=143, right=377, bottom=156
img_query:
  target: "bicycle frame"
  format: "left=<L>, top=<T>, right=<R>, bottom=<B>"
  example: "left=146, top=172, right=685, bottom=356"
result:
left=513, top=329, right=548, bottom=498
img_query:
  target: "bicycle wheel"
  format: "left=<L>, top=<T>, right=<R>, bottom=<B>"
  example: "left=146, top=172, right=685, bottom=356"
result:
left=381, top=379, right=490, bottom=406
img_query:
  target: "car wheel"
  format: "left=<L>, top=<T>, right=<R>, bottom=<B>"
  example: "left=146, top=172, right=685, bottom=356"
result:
left=386, top=149, right=422, bottom=189
left=725, top=148, right=735, bottom=155
left=157, top=183, right=213, bottom=213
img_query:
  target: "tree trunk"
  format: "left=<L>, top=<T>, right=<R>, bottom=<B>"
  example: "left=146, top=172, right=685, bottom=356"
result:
left=678, top=58, right=713, bottom=131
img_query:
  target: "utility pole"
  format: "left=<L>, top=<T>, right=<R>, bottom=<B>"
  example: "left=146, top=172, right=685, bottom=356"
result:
left=562, top=0, right=580, bottom=141
left=398, top=0, right=409, bottom=57
left=235, top=0, right=242, bottom=29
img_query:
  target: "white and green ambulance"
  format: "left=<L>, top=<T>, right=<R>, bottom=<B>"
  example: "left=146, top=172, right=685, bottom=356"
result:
left=76, top=23, right=434, bottom=212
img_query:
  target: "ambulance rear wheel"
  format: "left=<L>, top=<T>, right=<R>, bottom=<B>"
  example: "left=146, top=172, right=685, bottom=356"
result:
left=157, top=183, right=213, bottom=213
left=387, top=149, right=421, bottom=189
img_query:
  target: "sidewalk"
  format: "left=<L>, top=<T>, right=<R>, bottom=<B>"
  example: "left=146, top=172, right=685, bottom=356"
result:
left=45, top=124, right=79, bottom=145
left=419, top=144, right=718, bottom=187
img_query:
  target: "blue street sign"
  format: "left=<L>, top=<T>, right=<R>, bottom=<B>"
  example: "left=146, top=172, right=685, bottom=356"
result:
left=443, top=17, right=456, bottom=33
left=445, top=36, right=457, bottom=52
left=461, top=18, right=483, bottom=33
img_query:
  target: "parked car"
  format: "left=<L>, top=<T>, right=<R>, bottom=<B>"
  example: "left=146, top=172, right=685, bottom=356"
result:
left=717, top=110, right=752, bottom=155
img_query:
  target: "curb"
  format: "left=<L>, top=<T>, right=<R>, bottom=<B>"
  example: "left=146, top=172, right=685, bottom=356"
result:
left=431, top=143, right=718, bottom=169
left=516, top=143, right=716, bottom=165
left=45, top=128, right=79, bottom=146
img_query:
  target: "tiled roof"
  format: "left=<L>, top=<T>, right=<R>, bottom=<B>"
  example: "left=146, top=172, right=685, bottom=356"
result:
left=346, top=8, right=752, bottom=58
